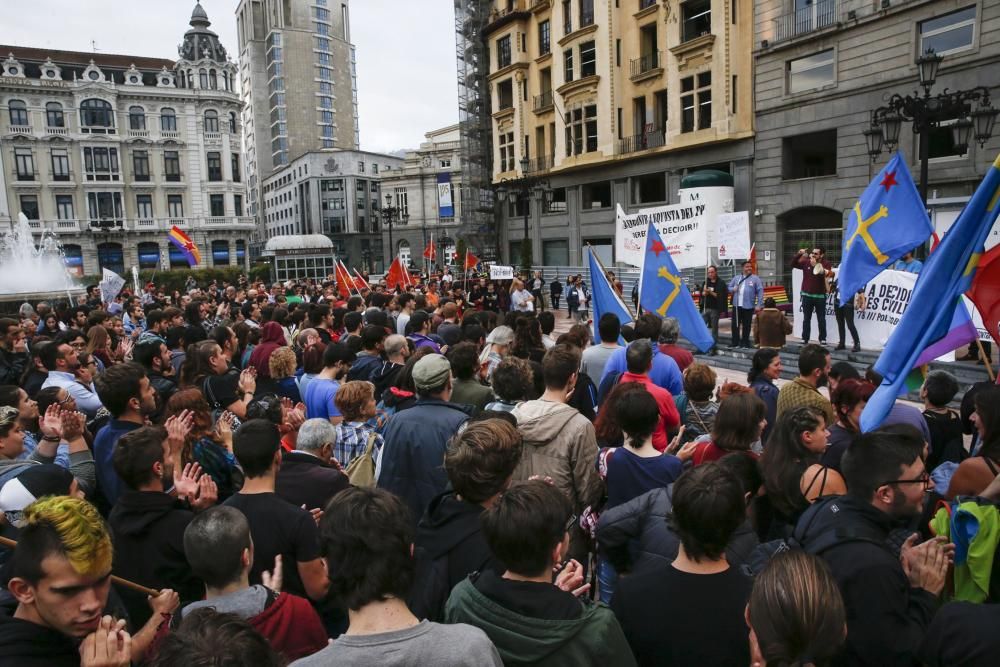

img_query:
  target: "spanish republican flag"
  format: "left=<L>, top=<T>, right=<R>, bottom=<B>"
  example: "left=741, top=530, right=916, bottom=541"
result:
left=168, top=226, right=200, bottom=267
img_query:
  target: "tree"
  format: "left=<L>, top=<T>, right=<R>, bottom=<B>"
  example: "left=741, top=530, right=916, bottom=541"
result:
left=455, top=238, right=467, bottom=272
left=520, top=237, right=533, bottom=272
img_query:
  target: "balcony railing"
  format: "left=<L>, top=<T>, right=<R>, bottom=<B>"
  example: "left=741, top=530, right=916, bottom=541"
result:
left=8, top=125, right=32, bottom=135
left=128, top=129, right=150, bottom=138
left=526, top=155, right=553, bottom=173
left=681, top=9, right=712, bottom=42
left=497, top=99, right=514, bottom=111
left=533, top=90, right=553, bottom=110
left=17, top=217, right=258, bottom=235
left=618, top=128, right=666, bottom=154
left=204, top=132, right=223, bottom=142
left=773, top=0, right=838, bottom=44
left=161, top=130, right=181, bottom=139
left=23, top=219, right=82, bottom=233
left=45, top=126, right=68, bottom=136
left=630, top=51, right=661, bottom=78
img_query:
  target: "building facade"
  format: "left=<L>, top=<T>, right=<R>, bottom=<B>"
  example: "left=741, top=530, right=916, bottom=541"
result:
left=753, top=0, right=1000, bottom=289
left=379, top=125, right=464, bottom=269
left=475, top=0, right=755, bottom=266
left=236, top=0, right=360, bottom=231
left=260, top=149, right=402, bottom=272
left=0, top=3, right=252, bottom=277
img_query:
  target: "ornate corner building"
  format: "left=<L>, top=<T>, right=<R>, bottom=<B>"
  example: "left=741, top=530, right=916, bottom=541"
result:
left=0, top=2, right=252, bottom=277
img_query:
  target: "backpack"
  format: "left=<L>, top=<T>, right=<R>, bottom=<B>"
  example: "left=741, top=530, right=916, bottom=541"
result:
left=344, top=432, right=378, bottom=487
left=202, top=372, right=242, bottom=429
left=596, top=371, right=624, bottom=407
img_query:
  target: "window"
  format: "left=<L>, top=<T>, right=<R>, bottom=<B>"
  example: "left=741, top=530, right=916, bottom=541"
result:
left=204, top=110, right=219, bottom=132
left=564, top=49, right=574, bottom=82
left=318, top=67, right=333, bottom=80
left=373, top=164, right=379, bottom=174
left=920, top=6, right=976, bottom=56
left=582, top=181, right=611, bottom=209
left=20, top=195, right=39, bottom=220
left=210, top=194, right=226, bottom=216
left=497, top=79, right=514, bottom=110
left=51, top=149, right=70, bottom=180
left=499, top=131, right=515, bottom=172
left=497, top=35, right=512, bottom=69
left=87, top=193, right=123, bottom=223
left=80, top=99, right=114, bottom=130
left=440, top=159, right=452, bottom=168
left=316, top=36, right=330, bottom=51
left=128, top=106, right=146, bottom=130
left=136, top=195, right=153, bottom=219
left=160, top=108, right=176, bottom=132
left=46, top=102, right=64, bottom=127
left=229, top=112, right=238, bottom=133
left=8, top=100, right=28, bottom=126
left=357, top=180, right=367, bottom=192
left=231, top=153, right=241, bottom=182
left=544, top=187, right=567, bottom=213
left=681, top=72, right=711, bottom=132
left=564, top=104, right=598, bottom=156
left=200, top=69, right=209, bottom=89
left=137, top=242, right=160, bottom=269
left=83, top=147, right=120, bottom=181
left=167, top=195, right=184, bottom=217
left=682, top=0, right=712, bottom=42
left=319, top=96, right=333, bottom=109
left=14, top=149, right=34, bottom=181
left=563, top=0, right=572, bottom=34
left=633, top=173, right=666, bottom=204
left=788, top=49, right=835, bottom=93
left=782, top=129, right=837, bottom=179
left=580, top=0, right=594, bottom=27
left=314, top=6, right=330, bottom=20
left=579, top=41, right=596, bottom=78
left=929, top=119, right=969, bottom=159
left=543, top=239, right=570, bottom=265
left=212, top=240, right=231, bottom=266
left=539, top=20, right=551, bottom=54
left=207, top=152, right=222, bottom=181
left=164, top=151, right=181, bottom=181
left=132, top=150, right=150, bottom=181
left=56, top=195, right=75, bottom=220
left=234, top=194, right=244, bottom=217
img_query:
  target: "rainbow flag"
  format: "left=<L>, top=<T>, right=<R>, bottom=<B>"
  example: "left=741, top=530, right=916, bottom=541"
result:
left=168, top=226, right=200, bottom=267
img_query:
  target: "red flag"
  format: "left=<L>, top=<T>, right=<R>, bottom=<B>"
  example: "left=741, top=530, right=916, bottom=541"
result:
left=748, top=243, right=758, bottom=275
left=423, top=239, right=437, bottom=261
left=385, top=257, right=407, bottom=290
left=334, top=261, right=352, bottom=298
left=353, top=269, right=370, bottom=291
left=966, top=244, right=1000, bottom=345
left=465, top=251, right=479, bottom=269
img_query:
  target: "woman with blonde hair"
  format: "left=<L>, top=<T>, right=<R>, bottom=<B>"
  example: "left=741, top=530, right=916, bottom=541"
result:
left=259, top=346, right=301, bottom=403
left=85, top=324, right=114, bottom=368
left=510, top=278, right=535, bottom=313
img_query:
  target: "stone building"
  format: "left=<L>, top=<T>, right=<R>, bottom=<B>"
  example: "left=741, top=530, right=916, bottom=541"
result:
left=0, top=2, right=251, bottom=277
left=470, top=0, right=755, bottom=266
left=753, top=0, right=1000, bottom=289
left=379, top=125, right=464, bottom=269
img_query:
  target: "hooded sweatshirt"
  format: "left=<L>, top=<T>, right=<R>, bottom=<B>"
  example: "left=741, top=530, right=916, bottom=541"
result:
left=510, top=400, right=604, bottom=558
left=107, top=490, right=203, bottom=629
left=409, top=492, right=503, bottom=621
left=248, top=322, right=286, bottom=379
left=0, top=608, right=80, bottom=667
left=445, top=574, right=635, bottom=667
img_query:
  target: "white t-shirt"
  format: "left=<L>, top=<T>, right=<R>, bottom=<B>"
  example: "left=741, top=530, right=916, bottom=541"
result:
left=511, top=289, right=534, bottom=312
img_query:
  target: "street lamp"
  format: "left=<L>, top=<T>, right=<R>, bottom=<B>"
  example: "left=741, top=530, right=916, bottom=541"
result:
left=495, top=156, right=551, bottom=270
left=865, top=48, right=998, bottom=203
left=381, top=192, right=407, bottom=270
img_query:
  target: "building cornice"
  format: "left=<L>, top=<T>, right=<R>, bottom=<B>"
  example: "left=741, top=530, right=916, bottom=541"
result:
left=558, top=23, right=599, bottom=48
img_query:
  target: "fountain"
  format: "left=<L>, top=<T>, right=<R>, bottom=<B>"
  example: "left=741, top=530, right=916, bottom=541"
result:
left=0, top=213, right=86, bottom=313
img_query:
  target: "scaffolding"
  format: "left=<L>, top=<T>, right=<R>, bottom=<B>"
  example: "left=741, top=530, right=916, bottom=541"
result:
left=454, top=0, right=498, bottom=261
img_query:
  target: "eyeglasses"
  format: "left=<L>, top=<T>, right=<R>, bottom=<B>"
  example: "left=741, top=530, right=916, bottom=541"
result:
left=881, top=473, right=932, bottom=490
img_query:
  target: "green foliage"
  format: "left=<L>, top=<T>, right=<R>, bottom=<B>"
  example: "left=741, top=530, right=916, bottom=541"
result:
left=520, top=237, right=533, bottom=272
left=79, top=265, right=271, bottom=293
left=455, top=238, right=467, bottom=268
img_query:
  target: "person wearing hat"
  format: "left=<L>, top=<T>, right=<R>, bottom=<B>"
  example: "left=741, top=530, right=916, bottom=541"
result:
left=378, top=354, right=471, bottom=525
left=479, top=325, right=514, bottom=382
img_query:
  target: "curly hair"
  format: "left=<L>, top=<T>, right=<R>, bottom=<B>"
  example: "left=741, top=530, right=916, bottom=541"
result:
left=13, top=496, right=112, bottom=583
left=684, top=363, right=717, bottom=401
left=268, top=346, right=297, bottom=380
left=334, top=381, right=376, bottom=422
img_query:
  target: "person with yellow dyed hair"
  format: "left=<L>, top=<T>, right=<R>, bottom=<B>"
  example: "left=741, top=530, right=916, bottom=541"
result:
left=0, top=496, right=177, bottom=667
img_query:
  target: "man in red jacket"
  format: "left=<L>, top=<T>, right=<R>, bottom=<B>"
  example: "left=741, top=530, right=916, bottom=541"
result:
left=177, top=505, right=328, bottom=662
left=791, top=247, right=833, bottom=345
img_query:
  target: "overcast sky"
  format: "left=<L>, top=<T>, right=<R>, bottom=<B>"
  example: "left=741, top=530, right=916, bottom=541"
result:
left=0, top=0, right=459, bottom=153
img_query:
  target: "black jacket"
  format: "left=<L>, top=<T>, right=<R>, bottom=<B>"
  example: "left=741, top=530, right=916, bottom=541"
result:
left=0, top=607, right=79, bottom=667
left=276, top=450, right=350, bottom=511
left=597, top=486, right=759, bottom=576
left=794, top=495, right=937, bottom=667
left=409, top=492, right=503, bottom=622
left=371, top=360, right=403, bottom=402
left=0, top=348, right=27, bottom=387
left=699, top=278, right=729, bottom=313
left=107, top=490, right=203, bottom=629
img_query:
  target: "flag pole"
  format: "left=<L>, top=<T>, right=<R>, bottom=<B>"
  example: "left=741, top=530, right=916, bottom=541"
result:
left=977, top=339, right=996, bottom=382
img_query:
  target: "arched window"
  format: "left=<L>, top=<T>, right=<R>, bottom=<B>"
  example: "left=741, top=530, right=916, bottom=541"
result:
left=199, top=69, right=208, bottom=89
left=222, top=71, right=230, bottom=91
left=8, top=100, right=28, bottom=126
left=229, top=111, right=238, bottom=134
left=160, top=108, right=176, bottom=132
left=45, top=102, right=64, bottom=128
left=204, top=110, right=219, bottom=133
left=209, top=69, right=218, bottom=90
left=212, top=240, right=231, bottom=266
left=128, top=106, right=146, bottom=131
left=80, top=98, right=114, bottom=131
left=137, top=242, right=160, bottom=270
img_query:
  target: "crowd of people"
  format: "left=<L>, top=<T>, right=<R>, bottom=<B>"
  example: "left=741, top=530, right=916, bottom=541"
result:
left=0, top=267, right=995, bottom=666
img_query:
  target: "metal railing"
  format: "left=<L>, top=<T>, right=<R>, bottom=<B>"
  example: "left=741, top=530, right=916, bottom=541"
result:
left=533, top=90, right=553, bottom=110
left=629, top=51, right=661, bottom=78
left=526, top=155, right=553, bottom=173
left=617, top=128, right=666, bottom=154
left=773, top=0, right=838, bottom=44
left=681, top=9, right=712, bottom=42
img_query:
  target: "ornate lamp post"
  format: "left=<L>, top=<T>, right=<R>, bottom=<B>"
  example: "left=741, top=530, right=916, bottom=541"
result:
left=495, top=157, right=551, bottom=270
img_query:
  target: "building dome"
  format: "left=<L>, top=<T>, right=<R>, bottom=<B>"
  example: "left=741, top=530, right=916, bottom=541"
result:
left=178, top=2, right=228, bottom=64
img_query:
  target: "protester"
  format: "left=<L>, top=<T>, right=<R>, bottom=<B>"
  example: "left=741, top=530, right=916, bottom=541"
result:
left=656, top=317, right=693, bottom=371
left=0, top=318, right=28, bottom=386
left=699, top=266, right=728, bottom=354
left=748, top=348, right=782, bottom=445
left=293, top=486, right=502, bottom=666
left=894, top=249, right=923, bottom=274
left=615, top=341, right=680, bottom=452
left=728, top=261, right=764, bottom=349
left=163, top=389, right=242, bottom=500
left=821, top=378, right=875, bottom=473
left=371, top=333, right=408, bottom=401
left=689, top=391, right=767, bottom=464
left=776, top=343, right=835, bottom=426
left=275, top=417, right=350, bottom=511
left=40, top=340, right=104, bottom=419
left=752, top=297, right=792, bottom=349
left=332, top=380, right=383, bottom=469
left=483, top=355, right=532, bottom=413
left=601, top=313, right=683, bottom=396
left=302, top=343, right=355, bottom=423
left=674, top=362, right=719, bottom=444
left=479, top=324, right=514, bottom=381
left=581, top=313, right=621, bottom=388
left=447, top=342, right=493, bottom=412
left=946, top=385, right=1000, bottom=499
left=612, top=463, right=753, bottom=666
left=550, top=275, right=563, bottom=311
left=445, top=480, right=633, bottom=666
left=792, top=247, right=833, bottom=345
left=920, top=369, right=965, bottom=471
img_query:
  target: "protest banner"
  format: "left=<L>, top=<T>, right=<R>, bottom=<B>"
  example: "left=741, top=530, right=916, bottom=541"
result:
left=615, top=202, right=709, bottom=269
left=490, top=265, right=515, bottom=280
left=716, top=212, right=751, bottom=260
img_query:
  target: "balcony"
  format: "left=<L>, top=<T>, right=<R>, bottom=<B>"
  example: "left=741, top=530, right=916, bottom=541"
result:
left=127, top=129, right=150, bottom=139
left=23, top=219, right=82, bottom=233
left=773, top=0, right=838, bottom=45
left=533, top=90, right=553, bottom=112
left=45, top=126, right=68, bottom=136
left=7, top=125, right=32, bottom=136
left=133, top=218, right=158, bottom=230
left=629, top=51, right=663, bottom=81
left=618, top=128, right=666, bottom=155
left=160, top=130, right=181, bottom=140
left=204, top=132, right=223, bottom=143
left=526, top=155, right=553, bottom=173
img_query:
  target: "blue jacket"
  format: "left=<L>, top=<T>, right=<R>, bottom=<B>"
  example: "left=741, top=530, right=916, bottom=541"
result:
left=601, top=342, right=682, bottom=396
left=94, top=419, right=143, bottom=508
left=751, top=377, right=780, bottom=444
left=378, top=398, right=471, bottom=524
left=728, top=273, right=764, bottom=310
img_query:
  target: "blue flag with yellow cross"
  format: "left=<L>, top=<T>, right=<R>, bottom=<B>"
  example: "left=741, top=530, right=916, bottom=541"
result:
left=838, top=152, right=933, bottom=306
left=638, top=221, right=715, bottom=353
